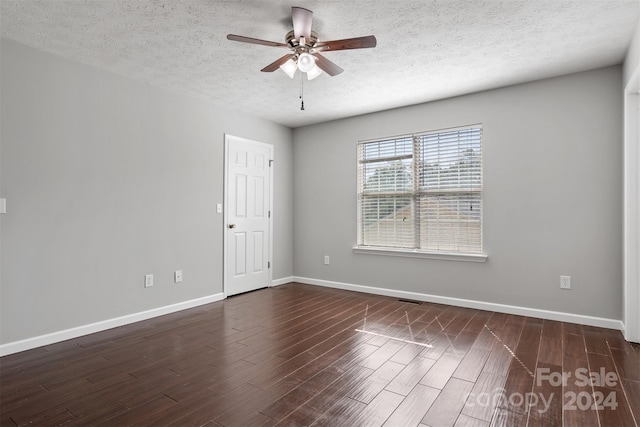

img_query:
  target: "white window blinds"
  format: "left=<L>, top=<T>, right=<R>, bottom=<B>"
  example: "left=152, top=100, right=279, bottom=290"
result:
left=357, top=125, right=483, bottom=255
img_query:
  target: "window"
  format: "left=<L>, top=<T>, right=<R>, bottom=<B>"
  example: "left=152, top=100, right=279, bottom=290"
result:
left=356, top=125, right=484, bottom=259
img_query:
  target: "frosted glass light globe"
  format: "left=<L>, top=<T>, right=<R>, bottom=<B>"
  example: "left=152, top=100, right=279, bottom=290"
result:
left=297, top=53, right=316, bottom=73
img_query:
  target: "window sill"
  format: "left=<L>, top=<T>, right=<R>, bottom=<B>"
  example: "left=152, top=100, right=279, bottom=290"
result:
left=352, top=246, right=488, bottom=263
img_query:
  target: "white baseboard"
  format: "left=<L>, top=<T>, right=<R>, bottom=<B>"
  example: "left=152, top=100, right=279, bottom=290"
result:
left=293, top=276, right=625, bottom=332
left=0, top=293, right=225, bottom=357
left=2, top=278, right=626, bottom=357
left=271, top=276, right=294, bottom=287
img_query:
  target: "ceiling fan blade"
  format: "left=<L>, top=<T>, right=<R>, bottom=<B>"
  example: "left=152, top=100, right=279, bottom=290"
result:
left=315, top=35, right=377, bottom=51
left=313, top=53, right=343, bottom=76
left=227, top=34, right=288, bottom=48
left=291, top=7, right=313, bottom=40
left=261, top=54, right=294, bottom=72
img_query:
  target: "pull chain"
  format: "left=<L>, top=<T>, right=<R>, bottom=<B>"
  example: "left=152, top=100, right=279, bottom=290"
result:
left=299, top=71, right=305, bottom=110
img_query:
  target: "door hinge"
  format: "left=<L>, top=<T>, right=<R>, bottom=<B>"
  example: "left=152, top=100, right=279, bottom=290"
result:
left=268, top=210, right=271, bottom=218
left=269, top=160, right=274, bottom=167
left=268, top=261, right=271, bottom=269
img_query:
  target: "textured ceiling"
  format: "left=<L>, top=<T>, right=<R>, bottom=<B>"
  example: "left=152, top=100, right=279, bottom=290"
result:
left=1, top=0, right=639, bottom=128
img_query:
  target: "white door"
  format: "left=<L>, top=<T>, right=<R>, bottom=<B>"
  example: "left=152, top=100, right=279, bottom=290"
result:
left=224, top=135, right=272, bottom=296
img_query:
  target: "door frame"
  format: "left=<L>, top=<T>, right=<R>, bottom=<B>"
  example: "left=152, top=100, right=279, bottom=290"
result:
left=624, top=67, right=640, bottom=343
left=223, top=134, right=274, bottom=297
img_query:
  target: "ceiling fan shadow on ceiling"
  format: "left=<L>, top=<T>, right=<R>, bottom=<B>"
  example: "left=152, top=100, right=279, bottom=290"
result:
left=227, top=6, right=377, bottom=82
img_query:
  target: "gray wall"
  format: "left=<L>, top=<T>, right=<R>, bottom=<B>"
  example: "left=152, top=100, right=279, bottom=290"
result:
left=0, top=39, right=293, bottom=344
left=0, top=36, right=626, bottom=347
left=293, top=66, right=623, bottom=320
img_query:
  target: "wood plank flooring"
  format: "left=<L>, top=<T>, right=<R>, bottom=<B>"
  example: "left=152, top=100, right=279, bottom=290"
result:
left=1, top=283, right=639, bottom=426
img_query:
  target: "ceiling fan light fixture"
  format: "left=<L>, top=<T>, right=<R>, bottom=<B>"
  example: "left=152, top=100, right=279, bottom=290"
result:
left=297, top=52, right=316, bottom=73
left=306, top=65, right=322, bottom=80
left=227, top=6, right=377, bottom=109
left=280, top=58, right=297, bottom=78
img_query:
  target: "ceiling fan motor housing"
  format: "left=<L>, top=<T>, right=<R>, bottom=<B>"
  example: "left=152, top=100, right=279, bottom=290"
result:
left=285, top=30, right=319, bottom=52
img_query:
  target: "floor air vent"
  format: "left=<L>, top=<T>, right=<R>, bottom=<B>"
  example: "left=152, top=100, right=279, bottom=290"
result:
left=398, top=299, right=422, bottom=305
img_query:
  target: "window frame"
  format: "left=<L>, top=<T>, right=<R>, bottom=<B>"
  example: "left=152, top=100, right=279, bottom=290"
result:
left=354, top=124, right=487, bottom=263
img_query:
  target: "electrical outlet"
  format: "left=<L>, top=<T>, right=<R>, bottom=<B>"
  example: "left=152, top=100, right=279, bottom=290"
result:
left=175, top=270, right=183, bottom=283
left=560, top=275, right=571, bottom=290
left=324, top=255, right=330, bottom=265
left=145, top=274, right=154, bottom=288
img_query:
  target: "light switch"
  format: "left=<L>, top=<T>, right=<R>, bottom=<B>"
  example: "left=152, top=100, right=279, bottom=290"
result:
left=216, top=203, right=222, bottom=214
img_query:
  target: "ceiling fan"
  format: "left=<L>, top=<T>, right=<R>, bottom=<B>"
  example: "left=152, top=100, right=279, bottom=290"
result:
left=227, top=6, right=377, bottom=80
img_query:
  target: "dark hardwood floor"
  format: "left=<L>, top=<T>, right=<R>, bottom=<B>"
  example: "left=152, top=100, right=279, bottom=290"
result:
left=1, top=283, right=639, bottom=426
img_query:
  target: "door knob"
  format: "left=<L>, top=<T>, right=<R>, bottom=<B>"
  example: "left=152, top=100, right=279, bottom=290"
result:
left=228, top=224, right=236, bottom=229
